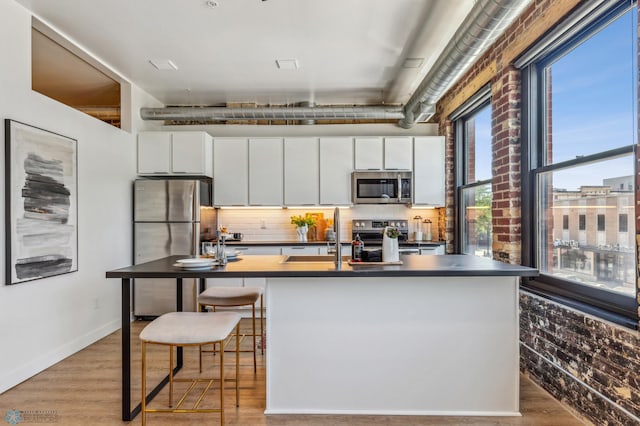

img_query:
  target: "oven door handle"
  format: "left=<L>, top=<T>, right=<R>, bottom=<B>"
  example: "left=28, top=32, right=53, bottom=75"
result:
left=397, top=174, right=402, bottom=203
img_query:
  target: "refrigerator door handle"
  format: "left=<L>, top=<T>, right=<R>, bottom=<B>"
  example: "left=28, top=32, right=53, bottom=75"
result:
left=192, top=222, right=200, bottom=256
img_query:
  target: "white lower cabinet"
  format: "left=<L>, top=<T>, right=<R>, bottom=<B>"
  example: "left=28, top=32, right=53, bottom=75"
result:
left=318, top=245, right=352, bottom=256
left=205, top=277, right=243, bottom=288
left=419, top=245, right=445, bottom=255
left=239, top=246, right=281, bottom=255
left=281, top=246, right=320, bottom=255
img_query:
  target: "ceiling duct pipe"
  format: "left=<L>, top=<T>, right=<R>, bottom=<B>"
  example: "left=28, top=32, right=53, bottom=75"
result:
left=398, top=0, right=532, bottom=128
left=297, top=101, right=316, bottom=125
left=140, top=105, right=405, bottom=122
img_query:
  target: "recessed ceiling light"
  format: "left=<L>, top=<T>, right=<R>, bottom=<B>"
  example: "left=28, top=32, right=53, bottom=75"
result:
left=149, top=59, right=178, bottom=71
left=205, top=0, right=219, bottom=8
left=402, top=58, right=424, bottom=69
left=276, top=59, right=299, bottom=70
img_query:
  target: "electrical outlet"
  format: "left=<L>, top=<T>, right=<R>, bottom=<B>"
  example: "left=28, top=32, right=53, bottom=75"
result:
left=261, top=220, right=267, bottom=229
left=93, top=298, right=100, bottom=310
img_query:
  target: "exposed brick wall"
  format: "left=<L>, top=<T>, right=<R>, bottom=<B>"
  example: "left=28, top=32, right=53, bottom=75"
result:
left=435, top=0, right=639, bottom=423
left=491, top=66, right=522, bottom=264
left=443, top=119, right=455, bottom=253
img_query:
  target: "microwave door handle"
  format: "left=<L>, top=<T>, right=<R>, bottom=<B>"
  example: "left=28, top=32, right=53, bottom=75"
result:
left=397, top=174, right=402, bottom=202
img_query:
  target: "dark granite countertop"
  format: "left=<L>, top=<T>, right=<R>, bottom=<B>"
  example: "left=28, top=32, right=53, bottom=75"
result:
left=107, top=254, right=538, bottom=279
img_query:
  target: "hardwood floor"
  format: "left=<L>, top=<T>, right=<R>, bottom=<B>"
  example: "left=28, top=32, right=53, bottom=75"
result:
left=0, top=320, right=585, bottom=425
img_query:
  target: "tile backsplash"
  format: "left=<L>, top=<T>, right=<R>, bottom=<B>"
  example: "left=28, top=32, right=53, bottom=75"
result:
left=216, top=205, right=442, bottom=241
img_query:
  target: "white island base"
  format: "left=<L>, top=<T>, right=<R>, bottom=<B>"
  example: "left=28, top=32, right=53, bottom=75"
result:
left=265, top=276, right=520, bottom=417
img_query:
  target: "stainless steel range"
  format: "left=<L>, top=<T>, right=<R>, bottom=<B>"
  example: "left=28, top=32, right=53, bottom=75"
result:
left=351, top=219, right=409, bottom=245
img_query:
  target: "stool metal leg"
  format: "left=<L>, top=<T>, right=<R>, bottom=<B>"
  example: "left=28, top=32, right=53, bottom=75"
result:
left=169, top=345, right=174, bottom=406
left=260, top=293, right=264, bottom=355
left=252, top=303, right=257, bottom=373
left=236, top=323, right=240, bottom=406
left=219, top=339, right=225, bottom=425
left=141, top=341, right=147, bottom=426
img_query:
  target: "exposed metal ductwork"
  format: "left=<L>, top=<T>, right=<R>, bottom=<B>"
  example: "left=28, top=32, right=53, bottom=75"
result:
left=140, top=105, right=405, bottom=122
left=140, top=0, right=531, bottom=127
left=398, top=0, right=532, bottom=128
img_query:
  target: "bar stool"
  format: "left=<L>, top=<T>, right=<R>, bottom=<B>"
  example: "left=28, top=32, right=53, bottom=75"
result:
left=140, top=311, right=241, bottom=426
left=198, top=287, right=263, bottom=373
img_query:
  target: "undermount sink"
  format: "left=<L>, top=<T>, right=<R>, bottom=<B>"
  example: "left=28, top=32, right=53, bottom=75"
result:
left=282, top=255, right=351, bottom=263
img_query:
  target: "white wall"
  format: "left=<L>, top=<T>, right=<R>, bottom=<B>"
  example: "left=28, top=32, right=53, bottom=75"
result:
left=0, top=0, right=162, bottom=393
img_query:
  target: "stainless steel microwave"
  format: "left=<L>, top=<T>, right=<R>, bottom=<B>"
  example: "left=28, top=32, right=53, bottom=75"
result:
left=351, top=171, right=412, bottom=204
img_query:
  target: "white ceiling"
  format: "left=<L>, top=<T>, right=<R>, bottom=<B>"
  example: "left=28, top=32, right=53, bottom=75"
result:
left=17, top=0, right=474, bottom=107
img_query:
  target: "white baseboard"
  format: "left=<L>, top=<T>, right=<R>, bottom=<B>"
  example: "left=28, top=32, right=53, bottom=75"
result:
left=0, top=318, right=120, bottom=394
left=264, top=409, right=522, bottom=416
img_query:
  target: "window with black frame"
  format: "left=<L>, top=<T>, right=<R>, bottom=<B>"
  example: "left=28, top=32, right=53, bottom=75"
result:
left=453, top=88, right=493, bottom=258
left=521, top=0, right=638, bottom=324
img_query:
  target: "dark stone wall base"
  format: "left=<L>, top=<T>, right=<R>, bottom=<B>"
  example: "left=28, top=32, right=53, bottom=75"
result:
left=520, top=291, right=640, bottom=425
left=521, top=344, right=633, bottom=425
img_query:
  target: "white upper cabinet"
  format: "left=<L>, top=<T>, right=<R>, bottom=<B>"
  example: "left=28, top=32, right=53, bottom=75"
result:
left=356, top=136, right=411, bottom=170
left=413, top=136, right=445, bottom=206
left=384, top=136, right=412, bottom=170
left=284, top=137, right=319, bottom=205
left=354, top=137, right=383, bottom=170
left=319, top=137, right=353, bottom=205
left=171, top=132, right=213, bottom=175
left=213, top=138, right=248, bottom=206
left=137, top=131, right=212, bottom=177
left=137, top=132, right=172, bottom=174
left=249, top=138, right=283, bottom=206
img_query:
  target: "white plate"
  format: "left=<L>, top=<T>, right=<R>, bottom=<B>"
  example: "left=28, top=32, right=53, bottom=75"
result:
left=176, top=258, right=214, bottom=266
left=173, top=261, right=219, bottom=270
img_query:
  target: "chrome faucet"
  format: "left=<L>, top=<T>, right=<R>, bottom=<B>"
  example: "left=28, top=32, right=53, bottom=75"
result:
left=334, top=207, right=342, bottom=266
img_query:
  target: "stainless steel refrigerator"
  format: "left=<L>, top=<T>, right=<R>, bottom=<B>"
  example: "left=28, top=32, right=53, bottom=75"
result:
left=133, top=178, right=210, bottom=317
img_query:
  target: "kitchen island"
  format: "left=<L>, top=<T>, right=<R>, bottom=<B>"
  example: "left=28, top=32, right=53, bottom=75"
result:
left=107, top=254, right=537, bottom=420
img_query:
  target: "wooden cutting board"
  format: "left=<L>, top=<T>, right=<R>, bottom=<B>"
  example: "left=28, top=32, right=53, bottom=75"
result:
left=306, top=212, right=326, bottom=241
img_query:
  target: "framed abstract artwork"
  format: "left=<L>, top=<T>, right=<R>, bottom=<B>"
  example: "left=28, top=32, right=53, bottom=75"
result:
left=4, top=119, right=78, bottom=285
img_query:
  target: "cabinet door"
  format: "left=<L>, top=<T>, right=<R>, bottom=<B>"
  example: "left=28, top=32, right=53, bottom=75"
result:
left=171, top=132, right=212, bottom=176
left=249, top=138, right=283, bottom=206
left=319, top=137, right=353, bottom=205
left=354, top=137, right=383, bottom=170
left=137, top=132, right=171, bottom=174
left=281, top=246, right=320, bottom=255
left=384, top=137, right=412, bottom=170
left=205, top=278, right=244, bottom=292
left=413, top=136, right=445, bottom=206
left=284, top=138, right=319, bottom=205
left=419, top=245, right=445, bottom=255
left=228, top=245, right=280, bottom=256
left=213, top=138, right=249, bottom=206
left=318, top=244, right=352, bottom=256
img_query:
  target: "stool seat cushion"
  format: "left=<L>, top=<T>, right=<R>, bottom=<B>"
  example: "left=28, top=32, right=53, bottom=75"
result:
left=199, top=287, right=261, bottom=307
left=140, top=312, right=241, bottom=345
